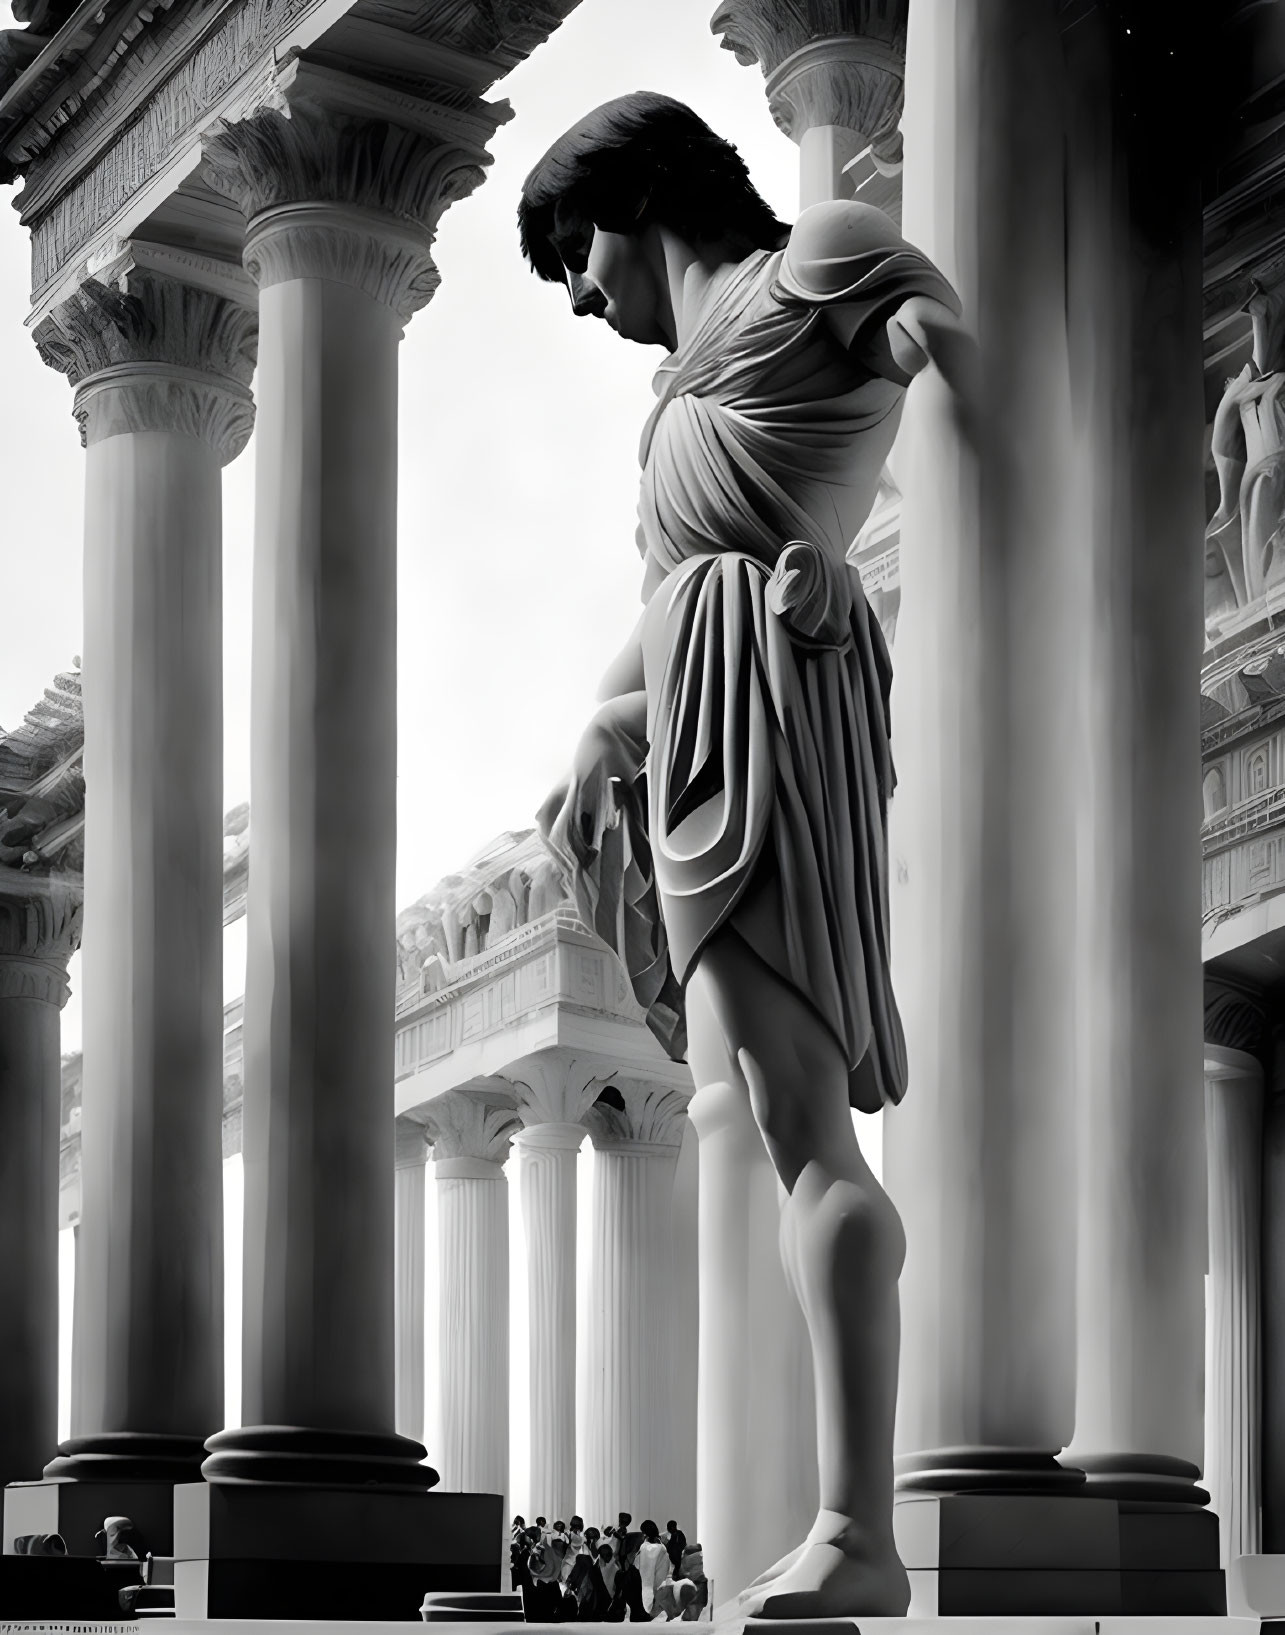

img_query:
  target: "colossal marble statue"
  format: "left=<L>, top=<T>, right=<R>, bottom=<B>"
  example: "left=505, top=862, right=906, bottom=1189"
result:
left=522, top=93, right=968, bottom=1618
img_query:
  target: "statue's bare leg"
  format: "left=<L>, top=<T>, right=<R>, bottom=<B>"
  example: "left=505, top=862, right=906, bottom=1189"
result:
left=685, top=928, right=909, bottom=1620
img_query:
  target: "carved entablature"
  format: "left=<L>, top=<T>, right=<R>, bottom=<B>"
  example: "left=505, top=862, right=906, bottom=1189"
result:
left=5, top=0, right=577, bottom=313
left=1201, top=632, right=1285, bottom=931
left=395, top=828, right=576, bottom=998
left=0, top=665, right=85, bottom=876
left=33, top=262, right=258, bottom=456
left=710, top=0, right=905, bottom=155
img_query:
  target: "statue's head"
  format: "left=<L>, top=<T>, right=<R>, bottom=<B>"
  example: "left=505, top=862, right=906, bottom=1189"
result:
left=518, top=91, right=787, bottom=345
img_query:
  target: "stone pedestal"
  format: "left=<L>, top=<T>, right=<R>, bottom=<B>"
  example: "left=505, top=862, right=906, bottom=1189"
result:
left=514, top=1121, right=582, bottom=1523
left=1204, top=1046, right=1264, bottom=1568
left=171, top=1480, right=501, bottom=1620
left=884, top=0, right=1081, bottom=1517
left=422, top=1083, right=519, bottom=1499
left=199, top=78, right=501, bottom=1491
left=395, top=1119, right=428, bottom=1444
left=0, top=876, right=79, bottom=1499
left=580, top=1081, right=686, bottom=1528
left=687, top=1078, right=816, bottom=1600
left=25, top=261, right=256, bottom=1516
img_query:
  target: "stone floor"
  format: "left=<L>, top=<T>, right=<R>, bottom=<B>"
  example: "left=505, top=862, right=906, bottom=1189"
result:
left=0, top=1617, right=1264, bottom=1634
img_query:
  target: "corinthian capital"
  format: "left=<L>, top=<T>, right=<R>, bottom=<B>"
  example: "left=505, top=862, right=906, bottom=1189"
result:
left=201, top=59, right=510, bottom=320
left=711, top=0, right=906, bottom=156
left=585, top=1078, right=689, bottom=1153
left=32, top=260, right=257, bottom=460
left=423, top=1078, right=522, bottom=1167
left=0, top=872, right=83, bottom=1007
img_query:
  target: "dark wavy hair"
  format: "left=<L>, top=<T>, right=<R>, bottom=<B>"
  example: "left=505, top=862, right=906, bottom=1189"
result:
left=518, top=91, right=789, bottom=285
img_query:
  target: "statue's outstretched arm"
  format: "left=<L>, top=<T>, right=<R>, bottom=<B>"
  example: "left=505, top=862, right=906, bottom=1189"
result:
left=887, top=294, right=979, bottom=400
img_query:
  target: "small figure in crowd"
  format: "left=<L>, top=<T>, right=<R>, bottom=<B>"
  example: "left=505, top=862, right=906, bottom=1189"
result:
left=637, top=1520, right=670, bottom=1614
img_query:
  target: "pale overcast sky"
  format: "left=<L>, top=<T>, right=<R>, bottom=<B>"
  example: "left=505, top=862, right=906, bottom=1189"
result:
left=0, top=0, right=802, bottom=1051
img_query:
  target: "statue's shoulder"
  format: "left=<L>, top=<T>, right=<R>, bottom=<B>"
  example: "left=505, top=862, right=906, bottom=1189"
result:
left=774, top=199, right=958, bottom=318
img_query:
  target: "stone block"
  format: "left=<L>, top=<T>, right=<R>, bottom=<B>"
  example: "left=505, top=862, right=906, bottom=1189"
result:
left=1117, top=1502, right=1222, bottom=1570
left=894, top=1493, right=1120, bottom=1569
left=172, top=1483, right=503, bottom=1621
left=3, top=1476, right=179, bottom=1556
left=1118, top=1567, right=1227, bottom=1614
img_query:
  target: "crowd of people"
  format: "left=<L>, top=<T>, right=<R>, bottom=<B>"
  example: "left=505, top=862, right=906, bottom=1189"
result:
left=509, top=1512, right=708, bottom=1622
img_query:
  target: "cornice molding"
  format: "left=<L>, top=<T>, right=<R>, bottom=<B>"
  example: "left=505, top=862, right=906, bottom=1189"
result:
left=32, top=264, right=257, bottom=458
left=711, top=1, right=905, bottom=150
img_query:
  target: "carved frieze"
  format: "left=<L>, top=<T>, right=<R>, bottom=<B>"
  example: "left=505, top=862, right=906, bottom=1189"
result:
left=710, top=0, right=905, bottom=151
left=33, top=264, right=257, bottom=457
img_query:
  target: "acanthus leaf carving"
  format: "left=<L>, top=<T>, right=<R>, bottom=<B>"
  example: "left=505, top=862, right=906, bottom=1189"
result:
left=710, top=0, right=906, bottom=154
left=33, top=266, right=257, bottom=458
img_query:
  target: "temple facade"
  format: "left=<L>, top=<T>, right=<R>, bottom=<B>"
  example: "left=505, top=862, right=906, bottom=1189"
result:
left=3, top=0, right=1284, bottom=1623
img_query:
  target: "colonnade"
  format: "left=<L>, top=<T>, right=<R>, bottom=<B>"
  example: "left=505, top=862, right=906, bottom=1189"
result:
left=392, top=1060, right=698, bottom=1530
left=0, top=57, right=508, bottom=1539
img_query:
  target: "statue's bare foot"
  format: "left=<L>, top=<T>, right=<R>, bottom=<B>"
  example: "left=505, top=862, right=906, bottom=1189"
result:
left=736, top=1529, right=909, bottom=1620
left=730, top=1507, right=849, bottom=1605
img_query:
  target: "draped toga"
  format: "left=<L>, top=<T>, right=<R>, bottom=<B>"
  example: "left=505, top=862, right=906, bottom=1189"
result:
left=549, top=200, right=959, bottom=1113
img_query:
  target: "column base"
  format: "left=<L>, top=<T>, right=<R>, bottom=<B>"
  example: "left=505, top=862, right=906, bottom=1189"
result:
left=42, top=1431, right=207, bottom=1483
left=202, top=1424, right=436, bottom=1488
left=1074, top=1450, right=1212, bottom=1505
left=894, top=1446, right=1087, bottom=1494
left=4, top=1473, right=184, bottom=1556
left=894, top=1492, right=1226, bottom=1617
left=173, top=1480, right=502, bottom=1620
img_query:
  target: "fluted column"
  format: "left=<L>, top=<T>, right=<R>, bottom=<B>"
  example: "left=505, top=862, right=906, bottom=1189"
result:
left=198, top=66, right=505, bottom=1487
left=1061, top=8, right=1209, bottom=1514
left=1204, top=1045, right=1264, bottom=1565
left=687, top=1079, right=816, bottom=1601
left=31, top=255, right=255, bottom=1485
left=0, top=875, right=80, bottom=1490
left=395, top=1118, right=428, bottom=1443
left=423, top=1082, right=520, bottom=1496
left=711, top=0, right=905, bottom=212
left=882, top=0, right=1081, bottom=1498
left=581, top=1081, right=686, bottom=1525
left=506, top=1052, right=599, bottom=1521
left=514, top=1122, right=582, bottom=1521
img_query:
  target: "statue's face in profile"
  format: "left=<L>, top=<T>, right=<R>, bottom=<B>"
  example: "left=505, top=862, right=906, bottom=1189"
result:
left=552, top=207, right=669, bottom=347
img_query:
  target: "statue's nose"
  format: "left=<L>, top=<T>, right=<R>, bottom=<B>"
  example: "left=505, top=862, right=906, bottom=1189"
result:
left=567, top=271, right=606, bottom=319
